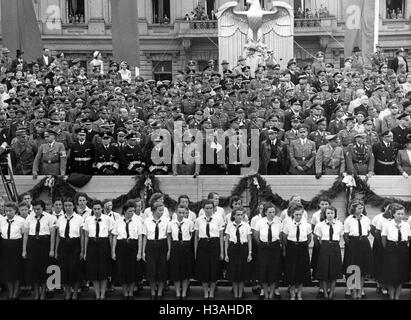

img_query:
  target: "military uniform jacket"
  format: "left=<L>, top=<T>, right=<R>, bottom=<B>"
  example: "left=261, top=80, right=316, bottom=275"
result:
left=364, top=131, right=380, bottom=146
left=309, top=130, right=330, bottom=150
left=372, top=142, right=400, bottom=174
left=315, top=144, right=345, bottom=175
left=33, top=142, right=67, bottom=176
left=391, top=125, right=411, bottom=148
left=11, top=140, right=37, bottom=175
left=328, top=119, right=346, bottom=135
left=68, top=141, right=95, bottom=175
left=338, top=128, right=358, bottom=147
left=284, top=129, right=299, bottom=146
left=259, top=140, right=289, bottom=175
left=345, top=143, right=375, bottom=175
left=120, top=144, right=147, bottom=175
left=94, top=144, right=120, bottom=174
left=289, top=139, right=317, bottom=171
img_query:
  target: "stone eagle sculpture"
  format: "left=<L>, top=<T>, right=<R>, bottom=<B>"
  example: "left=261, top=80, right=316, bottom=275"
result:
left=216, top=0, right=294, bottom=71
left=216, top=0, right=293, bottom=45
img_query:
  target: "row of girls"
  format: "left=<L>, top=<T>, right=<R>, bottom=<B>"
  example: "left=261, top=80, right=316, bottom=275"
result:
left=0, top=192, right=410, bottom=301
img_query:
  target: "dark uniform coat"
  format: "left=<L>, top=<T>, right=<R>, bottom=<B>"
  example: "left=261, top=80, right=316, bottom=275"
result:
left=94, top=144, right=120, bottom=175
left=345, top=143, right=375, bottom=176
left=120, top=144, right=147, bottom=175
left=289, top=139, right=317, bottom=175
left=259, top=139, right=289, bottom=175
left=10, top=140, right=37, bottom=175
left=68, top=141, right=95, bottom=175
left=372, top=142, right=400, bottom=175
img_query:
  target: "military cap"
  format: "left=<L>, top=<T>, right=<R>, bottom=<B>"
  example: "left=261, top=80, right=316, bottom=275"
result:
left=354, top=133, right=366, bottom=139
left=75, top=128, right=87, bottom=135
left=326, top=134, right=338, bottom=142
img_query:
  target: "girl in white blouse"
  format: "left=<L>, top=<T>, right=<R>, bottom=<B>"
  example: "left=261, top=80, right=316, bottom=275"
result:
left=282, top=204, right=312, bottom=300
left=167, top=205, right=194, bottom=300
left=224, top=208, right=252, bottom=300
left=0, top=202, right=27, bottom=300
left=112, top=202, right=143, bottom=300
left=381, top=203, right=411, bottom=300
left=314, top=206, right=344, bottom=300
left=55, top=198, right=84, bottom=300
left=83, top=200, right=114, bottom=300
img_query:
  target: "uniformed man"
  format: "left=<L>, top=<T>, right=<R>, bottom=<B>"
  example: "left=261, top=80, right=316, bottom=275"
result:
left=94, top=132, right=120, bottom=175
left=10, top=128, right=37, bottom=175
left=309, top=118, right=331, bottom=150
left=172, top=132, right=201, bottom=177
left=372, top=131, right=400, bottom=175
left=67, top=128, right=95, bottom=175
left=259, top=127, right=289, bottom=175
left=32, top=129, right=67, bottom=179
left=304, top=104, right=325, bottom=133
left=311, top=51, right=326, bottom=77
left=328, top=105, right=347, bottom=135
left=337, top=116, right=358, bottom=148
left=345, top=133, right=375, bottom=177
left=363, top=117, right=380, bottom=146
left=391, top=113, right=411, bottom=148
left=315, top=135, right=345, bottom=178
left=371, top=43, right=387, bottom=69
left=284, top=115, right=301, bottom=147
left=120, top=132, right=146, bottom=175
left=289, top=126, right=317, bottom=175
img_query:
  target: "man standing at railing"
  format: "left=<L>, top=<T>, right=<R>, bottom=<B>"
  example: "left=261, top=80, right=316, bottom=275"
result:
left=351, top=47, right=364, bottom=74
left=372, top=44, right=387, bottom=69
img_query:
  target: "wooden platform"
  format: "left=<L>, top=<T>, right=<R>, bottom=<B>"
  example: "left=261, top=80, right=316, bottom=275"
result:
left=3, top=175, right=410, bottom=219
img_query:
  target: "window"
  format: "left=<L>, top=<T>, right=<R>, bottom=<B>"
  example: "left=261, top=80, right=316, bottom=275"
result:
left=386, top=0, right=405, bottom=19
left=244, top=0, right=265, bottom=9
left=152, top=0, right=171, bottom=24
left=153, top=61, right=172, bottom=81
left=66, top=0, right=85, bottom=24
left=205, top=0, right=215, bottom=19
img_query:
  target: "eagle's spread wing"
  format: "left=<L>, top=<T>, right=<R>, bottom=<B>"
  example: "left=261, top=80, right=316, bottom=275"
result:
left=261, top=2, right=293, bottom=37
left=216, top=1, right=249, bottom=38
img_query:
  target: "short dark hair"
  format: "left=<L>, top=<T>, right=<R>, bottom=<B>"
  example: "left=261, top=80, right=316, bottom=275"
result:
left=32, top=200, right=45, bottom=209
left=178, top=195, right=190, bottom=204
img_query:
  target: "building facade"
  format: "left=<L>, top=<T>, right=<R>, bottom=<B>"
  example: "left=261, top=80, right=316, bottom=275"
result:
left=0, top=0, right=410, bottom=80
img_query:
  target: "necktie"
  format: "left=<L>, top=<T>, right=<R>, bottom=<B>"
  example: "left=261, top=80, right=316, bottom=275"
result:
left=35, top=215, right=42, bottom=236
left=296, top=224, right=300, bottom=242
left=96, top=218, right=101, bottom=238
left=236, top=224, right=241, bottom=244
left=125, top=219, right=130, bottom=239
left=206, top=218, right=211, bottom=238
left=7, top=220, right=13, bottom=240
left=398, top=225, right=402, bottom=242
left=178, top=222, right=183, bottom=241
left=329, top=223, right=334, bottom=241
left=65, top=217, right=71, bottom=239
left=154, top=220, right=159, bottom=240
left=357, top=218, right=362, bottom=237
left=267, top=223, right=272, bottom=243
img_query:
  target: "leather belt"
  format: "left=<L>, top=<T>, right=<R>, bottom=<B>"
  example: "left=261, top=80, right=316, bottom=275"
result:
left=377, top=160, right=395, bottom=165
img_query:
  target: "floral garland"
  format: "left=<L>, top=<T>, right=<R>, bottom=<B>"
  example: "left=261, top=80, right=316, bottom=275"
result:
left=22, top=174, right=411, bottom=216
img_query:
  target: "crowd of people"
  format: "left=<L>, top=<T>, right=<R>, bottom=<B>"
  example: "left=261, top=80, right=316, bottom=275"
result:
left=0, top=46, right=409, bottom=179
left=0, top=191, right=409, bottom=300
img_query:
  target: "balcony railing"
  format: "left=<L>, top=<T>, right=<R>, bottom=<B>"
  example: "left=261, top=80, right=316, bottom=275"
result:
left=188, top=20, right=217, bottom=29
left=294, top=18, right=321, bottom=28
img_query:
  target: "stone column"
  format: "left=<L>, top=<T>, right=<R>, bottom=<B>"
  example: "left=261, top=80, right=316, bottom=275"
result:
left=88, top=0, right=105, bottom=34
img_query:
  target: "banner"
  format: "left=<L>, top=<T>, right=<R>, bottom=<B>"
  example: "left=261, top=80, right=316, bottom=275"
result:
left=343, top=0, right=375, bottom=65
left=1, top=0, right=43, bottom=63
left=111, top=0, right=140, bottom=68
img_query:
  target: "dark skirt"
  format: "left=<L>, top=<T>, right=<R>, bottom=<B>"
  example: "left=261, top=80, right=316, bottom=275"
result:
left=284, top=241, right=311, bottom=286
left=257, top=241, right=282, bottom=284
left=372, top=237, right=384, bottom=281
left=1, top=239, right=23, bottom=282
left=58, top=238, right=82, bottom=285
left=315, top=241, right=343, bottom=281
left=26, top=236, right=51, bottom=284
left=343, top=237, right=373, bottom=277
left=381, top=241, right=410, bottom=287
left=86, top=238, right=112, bottom=281
left=116, top=239, right=141, bottom=284
left=311, top=242, right=320, bottom=279
left=196, top=238, right=221, bottom=283
left=169, top=241, right=193, bottom=281
left=145, top=239, right=168, bottom=282
left=227, top=243, right=249, bottom=283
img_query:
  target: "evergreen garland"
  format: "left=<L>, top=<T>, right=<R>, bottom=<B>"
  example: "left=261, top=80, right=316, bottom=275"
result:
left=22, top=174, right=411, bottom=215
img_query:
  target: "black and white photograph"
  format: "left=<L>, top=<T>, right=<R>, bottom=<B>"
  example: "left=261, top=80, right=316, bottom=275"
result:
left=0, top=0, right=410, bottom=309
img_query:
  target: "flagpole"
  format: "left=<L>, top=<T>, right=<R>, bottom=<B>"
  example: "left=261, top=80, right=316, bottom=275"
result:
left=374, top=0, right=379, bottom=51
